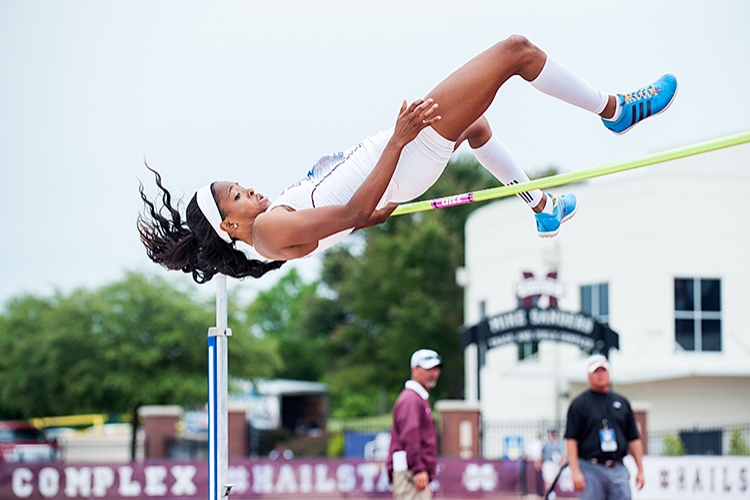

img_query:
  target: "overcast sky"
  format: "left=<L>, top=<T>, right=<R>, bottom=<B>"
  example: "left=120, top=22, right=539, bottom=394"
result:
left=1, top=1, right=748, bottom=306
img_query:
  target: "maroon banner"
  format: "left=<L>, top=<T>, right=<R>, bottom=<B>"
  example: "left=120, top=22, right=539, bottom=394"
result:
left=0, top=458, right=535, bottom=499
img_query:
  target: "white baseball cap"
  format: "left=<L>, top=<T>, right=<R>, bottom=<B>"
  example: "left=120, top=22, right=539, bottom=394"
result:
left=411, top=349, right=442, bottom=369
left=587, top=354, right=611, bottom=373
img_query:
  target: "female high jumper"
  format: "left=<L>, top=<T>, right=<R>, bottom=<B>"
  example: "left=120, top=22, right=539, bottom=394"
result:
left=138, top=35, right=677, bottom=283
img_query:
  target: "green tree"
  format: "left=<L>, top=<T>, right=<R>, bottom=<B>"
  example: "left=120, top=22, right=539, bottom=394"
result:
left=242, top=268, right=325, bottom=381
left=663, top=434, right=687, bottom=456
left=0, top=272, right=281, bottom=420
left=313, top=155, right=505, bottom=417
left=729, top=426, right=750, bottom=455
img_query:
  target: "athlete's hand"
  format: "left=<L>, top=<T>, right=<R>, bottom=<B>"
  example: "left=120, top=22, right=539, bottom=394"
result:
left=390, top=98, right=441, bottom=148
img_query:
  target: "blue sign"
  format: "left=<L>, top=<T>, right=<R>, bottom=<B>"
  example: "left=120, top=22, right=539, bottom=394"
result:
left=504, top=435, right=524, bottom=461
left=344, top=432, right=391, bottom=459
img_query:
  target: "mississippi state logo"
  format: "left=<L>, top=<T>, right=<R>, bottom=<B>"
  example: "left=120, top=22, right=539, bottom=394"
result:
left=516, top=271, right=564, bottom=309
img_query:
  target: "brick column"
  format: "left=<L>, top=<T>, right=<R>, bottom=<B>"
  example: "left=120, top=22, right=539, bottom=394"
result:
left=228, top=402, right=248, bottom=458
left=435, top=400, right=481, bottom=458
left=634, top=410, right=649, bottom=455
left=139, top=405, right=182, bottom=459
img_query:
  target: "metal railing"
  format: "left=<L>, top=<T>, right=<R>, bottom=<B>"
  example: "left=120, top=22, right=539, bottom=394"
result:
left=648, top=421, right=750, bottom=456
left=481, top=419, right=565, bottom=460
left=482, top=419, right=750, bottom=458
left=47, top=419, right=750, bottom=463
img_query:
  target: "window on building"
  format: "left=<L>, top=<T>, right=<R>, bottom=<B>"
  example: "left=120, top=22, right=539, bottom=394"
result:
left=674, top=278, right=721, bottom=352
left=580, top=283, right=609, bottom=324
left=517, top=341, right=539, bottom=361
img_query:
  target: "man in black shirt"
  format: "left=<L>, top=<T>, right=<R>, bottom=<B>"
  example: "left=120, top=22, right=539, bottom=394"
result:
left=565, top=355, right=644, bottom=499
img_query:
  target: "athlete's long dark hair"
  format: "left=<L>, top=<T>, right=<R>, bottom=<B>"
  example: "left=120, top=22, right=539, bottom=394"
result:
left=137, top=164, right=285, bottom=283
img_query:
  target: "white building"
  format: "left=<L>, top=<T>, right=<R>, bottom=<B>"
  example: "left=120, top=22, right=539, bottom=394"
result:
left=459, top=140, right=750, bottom=454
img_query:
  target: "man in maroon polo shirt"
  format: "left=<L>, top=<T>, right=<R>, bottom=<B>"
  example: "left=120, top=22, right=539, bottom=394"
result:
left=387, top=349, right=442, bottom=500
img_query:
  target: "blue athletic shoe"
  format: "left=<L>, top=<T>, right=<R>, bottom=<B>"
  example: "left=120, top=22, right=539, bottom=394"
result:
left=535, top=193, right=577, bottom=238
left=602, top=74, right=678, bottom=135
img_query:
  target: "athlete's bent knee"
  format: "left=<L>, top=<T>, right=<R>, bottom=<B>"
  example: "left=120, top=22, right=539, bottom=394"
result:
left=502, top=34, right=545, bottom=79
left=455, top=116, right=492, bottom=149
left=504, top=34, right=534, bottom=52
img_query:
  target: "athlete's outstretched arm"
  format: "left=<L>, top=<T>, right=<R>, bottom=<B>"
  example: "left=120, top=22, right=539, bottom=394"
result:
left=353, top=202, right=399, bottom=232
left=252, top=100, right=440, bottom=259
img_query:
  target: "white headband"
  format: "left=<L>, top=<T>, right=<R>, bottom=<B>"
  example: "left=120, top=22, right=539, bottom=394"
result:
left=196, top=184, right=233, bottom=244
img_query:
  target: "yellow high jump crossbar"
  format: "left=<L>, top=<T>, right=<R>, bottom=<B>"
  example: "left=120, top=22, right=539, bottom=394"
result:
left=392, top=130, right=750, bottom=216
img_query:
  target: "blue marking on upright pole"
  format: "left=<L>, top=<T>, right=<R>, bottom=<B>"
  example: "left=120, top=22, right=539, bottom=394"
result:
left=208, top=338, right=218, bottom=500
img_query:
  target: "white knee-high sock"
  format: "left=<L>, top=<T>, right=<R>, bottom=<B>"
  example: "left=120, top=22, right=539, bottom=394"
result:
left=472, top=134, right=546, bottom=209
left=530, top=56, right=609, bottom=115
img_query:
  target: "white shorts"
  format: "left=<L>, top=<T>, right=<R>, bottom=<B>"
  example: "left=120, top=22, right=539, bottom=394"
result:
left=309, top=126, right=455, bottom=210
left=266, top=126, right=454, bottom=257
